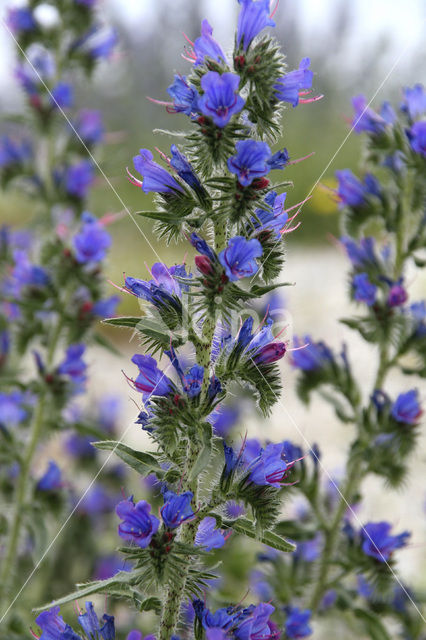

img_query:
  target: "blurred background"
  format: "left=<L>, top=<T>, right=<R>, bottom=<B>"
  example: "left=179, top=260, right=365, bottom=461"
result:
left=1, top=0, right=426, bottom=633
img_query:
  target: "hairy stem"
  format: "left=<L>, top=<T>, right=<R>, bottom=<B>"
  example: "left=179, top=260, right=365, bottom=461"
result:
left=214, top=217, right=227, bottom=253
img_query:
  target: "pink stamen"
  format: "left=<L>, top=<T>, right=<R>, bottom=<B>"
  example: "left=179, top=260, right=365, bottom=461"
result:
left=99, top=210, right=126, bottom=226
left=29, top=628, right=39, bottom=639
left=299, top=94, right=324, bottom=104
left=281, top=221, right=301, bottom=235
left=258, top=305, right=270, bottom=331
left=120, top=486, right=127, bottom=499
left=182, top=31, right=194, bottom=46
left=107, top=279, right=130, bottom=295
left=285, top=195, right=312, bottom=213
left=288, top=151, right=315, bottom=166
left=144, top=261, right=156, bottom=282
left=147, top=96, right=173, bottom=107
left=275, top=325, right=288, bottom=340
left=287, top=342, right=309, bottom=352
left=155, top=146, right=171, bottom=166
left=126, top=167, right=142, bottom=187
left=270, top=0, right=280, bottom=18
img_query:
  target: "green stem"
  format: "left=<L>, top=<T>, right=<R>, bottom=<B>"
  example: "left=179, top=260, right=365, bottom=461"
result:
left=214, top=218, right=227, bottom=253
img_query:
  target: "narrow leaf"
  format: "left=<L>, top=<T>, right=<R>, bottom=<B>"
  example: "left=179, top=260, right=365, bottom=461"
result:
left=94, top=441, right=162, bottom=477
left=222, top=517, right=296, bottom=552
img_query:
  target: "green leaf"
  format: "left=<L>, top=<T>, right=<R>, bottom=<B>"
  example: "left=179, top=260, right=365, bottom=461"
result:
left=135, top=595, right=162, bottom=614
left=94, top=441, right=162, bottom=477
left=103, top=316, right=143, bottom=329
left=222, top=517, right=296, bottom=552
left=34, top=572, right=132, bottom=611
left=353, top=608, right=392, bottom=640
left=188, top=422, right=212, bottom=481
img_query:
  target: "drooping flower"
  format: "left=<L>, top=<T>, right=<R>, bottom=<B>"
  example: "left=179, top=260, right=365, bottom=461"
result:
left=161, top=490, right=194, bottom=528
left=361, top=521, right=410, bottom=561
left=65, top=160, right=95, bottom=198
left=352, top=273, right=377, bottom=306
left=116, top=497, right=159, bottom=548
left=195, top=517, right=227, bottom=551
left=73, top=212, right=111, bottom=263
left=167, top=75, right=200, bottom=116
left=247, top=442, right=288, bottom=487
left=193, top=19, right=226, bottom=66
left=132, top=149, right=183, bottom=194
left=227, top=140, right=271, bottom=186
left=198, top=72, right=245, bottom=128
left=335, top=169, right=380, bottom=207
left=170, top=144, right=203, bottom=192
left=130, top=354, right=172, bottom=401
left=34, top=606, right=82, bottom=640
left=285, top=607, right=313, bottom=638
left=275, top=58, right=313, bottom=107
left=407, top=120, right=426, bottom=157
left=291, top=336, right=333, bottom=371
left=400, top=84, right=426, bottom=120
left=74, top=109, right=104, bottom=144
left=57, top=344, right=87, bottom=388
left=236, top=0, right=275, bottom=51
left=351, top=94, right=395, bottom=135
left=391, top=390, right=422, bottom=425
left=218, top=236, right=262, bottom=281
left=37, top=461, right=62, bottom=491
left=267, top=148, right=290, bottom=170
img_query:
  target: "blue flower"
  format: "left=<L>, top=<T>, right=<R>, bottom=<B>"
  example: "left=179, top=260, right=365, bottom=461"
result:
left=170, top=144, right=203, bottom=192
left=0, top=135, right=32, bottom=169
left=116, top=497, right=159, bottom=548
left=130, top=354, right=172, bottom=401
left=194, top=600, right=234, bottom=630
left=133, top=149, right=183, bottom=194
left=51, top=83, right=74, bottom=109
left=92, top=296, right=120, bottom=318
left=193, top=19, right=226, bottom=66
left=247, top=442, right=288, bottom=487
left=400, top=84, right=426, bottom=120
left=10, top=249, right=49, bottom=295
left=387, top=283, right=407, bottom=308
left=234, top=602, right=276, bottom=639
left=295, top=534, right=322, bottom=562
left=252, top=192, right=288, bottom=239
left=37, top=461, right=62, bottom=491
left=219, top=236, right=262, bottom=281
left=253, top=341, right=286, bottom=364
left=208, top=405, right=240, bottom=437
left=335, top=169, right=380, bottom=207
left=65, top=160, right=95, bottom=198
left=227, top=140, right=271, bottom=186
left=7, top=7, right=36, bottom=33
left=285, top=607, right=312, bottom=638
left=409, top=300, right=426, bottom=337
left=275, top=58, right=313, bottom=107
left=237, top=0, right=275, bottom=51
left=407, top=121, right=426, bottom=157
left=267, top=148, right=290, bottom=170
left=340, top=236, right=376, bottom=267
left=391, top=390, right=422, bottom=425
left=199, top=72, right=245, bottom=128
left=352, top=94, right=395, bottom=135
left=167, top=75, right=200, bottom=116
left=77, top=602, right=115, bottom=640
left=182, top=365, right=204, bottom=398
left=0, top=391, right=28, bottom=428
left=35, top=606, right=83, bottom=640
left=65, top=433, right=95, bottom=460
left=291, top=336, right=333, bottom=371
left=58, top=344, right=87, bottom=388
left=195, top=517, right=226, bottom=551
left=353, top=273, right=377, bottom=306
left=161, top=490, right=194, bottom=528
left=88, top=28, right=117, bottom=59
left=190, top=232, right=216, bottom=261
left=73, top=212, right=111, bottom=263
left=74, top=109, right=104, bottom=144
left=361, top=521, right=410, bottom=561
left=282, top=440, right=303, bottom=462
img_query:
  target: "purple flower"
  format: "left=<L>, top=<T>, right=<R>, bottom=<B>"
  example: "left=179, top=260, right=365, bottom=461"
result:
left=361, top=521, right=410, bottom=561
left=77, top=602, right=115, bottom=640
left=267, top=148, right=290, bottom=170
left=7, top=7, right=36, bottom=33
left=125, top=262, right=184, bottom=301
left=35, top=606, right=82, bottom=640
left=282, top=440, right=303, bottom=462
left=409, top=300, right=426, bottom=337
left=58, top=344, right=87, bottom=388
left=195, top=517, right=227, bottom=551
left=401, top=84, right=426, bottom=120
left=75, top=26, right=117, bottom=59
left=74, top=109, right=104, bottom=144
left=407, top=121, right=426, bottom=157
left=93, top=296, right=120, bottom=318
left=170, top=144, right=203, bottom=192
left=224, top=500, right=246, bottom=519
left=65, top=160, right=95, bottom=198
left=73, top=212, right=111, bottom=263
left=353, top=273, right=377, bottom=306
left=391, top=390, right=422, bottom=425
left=227, top=140, right=271, bottom=186
left=10, top=250, right=49, bottom=295
left=340, top=236, right=376, bottom=267
left=237, top=0, right=275, bottom=51
left=116, top=497, right=159, bottom=548
left=127, top=632, right=156, bottom=640
left=291, top=336, right=333, bottom=371
left=94, top=554, right=128, bottom=580
left=0, top=391, right=27, bottom=427
left=78, top=485, right=116, bottom=516
left=130, top=354, right=172, bottom=401
left=234, top=602, right=276, bottom=639
left=133, top=149, right=183, bottom=194
left=285, top=607, right=312, bottom=638
left=387, top=283, right=407, bottom=308
left=248, top=443, right=288, bottom=487
left=295, top=534, right=322, bottom=562
left=190, top=232, right=216, bottom=261
left=51, top=83, right=74, bottom=109
left=199, top=72, right=245, bottom=128
left=65, top=433, right=95, bottom=460
left=219, top=236, right=262, bottom=281
left=193, top=19, right=226, bottom=66
left=351, top=94, right=395, bottom=135
left=253, top=342, right=286, bottom=364
left=252, top=192, right=288, bottom=239
left=37, top=461, right=62, bottom=491
left=167, top=75, right=200, bottom=116
left=161, top=490, right=194, bottom=529
left=336, top=169, right=380, bottom=207
left=275, top=58, right=313, bottom=107
left=0, top=135, right=32, bottom=169
left=208, top=405, right=240, bottom=438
